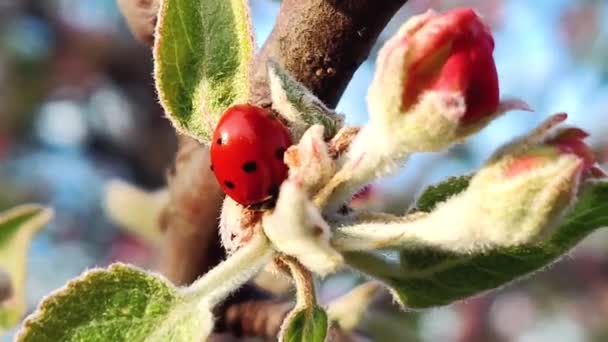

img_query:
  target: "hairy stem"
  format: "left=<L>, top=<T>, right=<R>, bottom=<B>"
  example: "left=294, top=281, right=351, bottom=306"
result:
left=183, top=233, right=274, bottom=306
left=281, top=256, right=317, bottom=309
left=331, top=212, right=429, bottom=251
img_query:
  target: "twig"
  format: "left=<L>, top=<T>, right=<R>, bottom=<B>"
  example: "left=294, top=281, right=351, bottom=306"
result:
left=219, top=299, right=293, bottom=338
left=251, top=0, right=407, bottom=108
left=158, top=136, right=225, bottom=285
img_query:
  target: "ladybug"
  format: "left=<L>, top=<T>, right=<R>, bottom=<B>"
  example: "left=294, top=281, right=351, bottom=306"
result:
left=210, top=104, right=292, bottom=206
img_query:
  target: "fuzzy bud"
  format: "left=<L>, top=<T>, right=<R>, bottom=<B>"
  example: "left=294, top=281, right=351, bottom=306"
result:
left=324, top=8, right=529, bottom=215
left=263, top=181, right=343, bottom=276
left=366, top=8, right=525, bottom=152
left=334, top=115, right=605, bottom=252
left=426, top=115, right=604, bottom=249
left=284, top=125, right=335, bottom=195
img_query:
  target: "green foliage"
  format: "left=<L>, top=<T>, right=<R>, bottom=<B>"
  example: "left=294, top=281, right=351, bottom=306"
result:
left=268, top=60, right=343, bottom=139
left=414, top=175, right=471, bottom=212
left=17, top=264, right=213, bottom=342
left=346, top=180, right=608, bottom=309
left=154, top=0, right=254, bottom=143
left=17, top=234, right=272, bottom=341
left=0, top=205, right=52, bottom=332
left=281, top=306, right=328, bottom=342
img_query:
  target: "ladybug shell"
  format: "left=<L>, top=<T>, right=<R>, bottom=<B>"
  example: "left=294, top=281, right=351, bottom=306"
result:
left=210, top=104, right=292, bottom=206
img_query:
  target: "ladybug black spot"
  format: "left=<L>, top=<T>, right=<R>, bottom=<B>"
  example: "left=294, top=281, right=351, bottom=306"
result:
left=242, top=161, right=257, bottom=173
left=224, top=181, right=235, bottom=189
left=268, top=185, right=279, bottom=197
left=275, top=147, right=286, bottom=160
left=216, top=138, right=223, bottom=145
left=210, top=164, right=214, bottom=171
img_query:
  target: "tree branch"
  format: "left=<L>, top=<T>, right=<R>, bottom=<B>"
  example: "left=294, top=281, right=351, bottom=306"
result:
left=158, top=135, right=225, bottom=284
left=219, top=298, right=294, bottom=338
left=251, top=0, right=407, bottom=108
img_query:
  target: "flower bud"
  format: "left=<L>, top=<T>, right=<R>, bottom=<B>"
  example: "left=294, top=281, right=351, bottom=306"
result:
left=333, top=116, right=605, bottom=255
left=326, top=8, right=528, bottom=215
left=449, top=115, right=605, bottom=248
left=263, top=181, right=343, bottom=275
left=367, top=8, right=525, bottom=152
left=284, top=125, right=335, bottom=195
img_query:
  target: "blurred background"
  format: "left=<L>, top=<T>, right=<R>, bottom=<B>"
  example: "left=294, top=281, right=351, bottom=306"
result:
left=1, top=0, right=608, bottom=340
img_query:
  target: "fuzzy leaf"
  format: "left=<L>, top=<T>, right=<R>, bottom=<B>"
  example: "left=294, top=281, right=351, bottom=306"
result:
left=415, top=175, right=471, bottom=212
left=17, top=264, right=213, bottom=342
left=281, top=306, right=328, bottom=342
left=18, top=233, right=272, bottom=341
left=154, top=0, right=254, bottom=143
left=345, top=180, right=608, bottom=309
left=0, top=205, right=52, bottom=332
left=268, top=60, right=343, bottom=140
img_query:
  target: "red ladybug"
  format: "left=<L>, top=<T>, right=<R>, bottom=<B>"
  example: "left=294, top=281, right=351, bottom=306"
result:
left=210, top=104, right=292, bottom=206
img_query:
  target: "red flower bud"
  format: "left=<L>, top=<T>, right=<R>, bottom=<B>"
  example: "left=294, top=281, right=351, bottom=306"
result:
left=400, top=8, right=499, bottom=121
left=364, top=7, right=520, bottom=154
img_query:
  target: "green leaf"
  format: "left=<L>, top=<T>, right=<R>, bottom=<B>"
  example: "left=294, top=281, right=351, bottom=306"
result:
left=0, top=205, right=52, bottom=332
left=17, top=233, right=273, bottom=341
left=415, top=175, right=471, bottom=212
left=154, top=0, right=254, bottom=143
left=281, top=306, right=328, bottom=342
left=17, top=264, right=213, bottom=342
left=346, top=180, right=608, bottom=309
left=268, top=60, right=343, bottom=140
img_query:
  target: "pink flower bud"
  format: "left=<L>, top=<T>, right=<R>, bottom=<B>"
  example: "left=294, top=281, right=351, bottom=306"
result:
left=547, top=128, right=595, bottom=171
left=454, top=115, right=606, bottom=246
left=382, top=8, right=499, bottom=121
left=402, top=116, right=606, bottom=249
left=366, top=8, right=525, bottom=154
left=504, top=125, right=604, bottom=180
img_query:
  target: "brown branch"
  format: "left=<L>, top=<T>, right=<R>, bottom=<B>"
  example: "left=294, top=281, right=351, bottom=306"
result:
left=251, top=0, right=407, bottom=108
left=220, top=299, right=294, bottom=338
left=158, top=135, right=225, bottom=284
